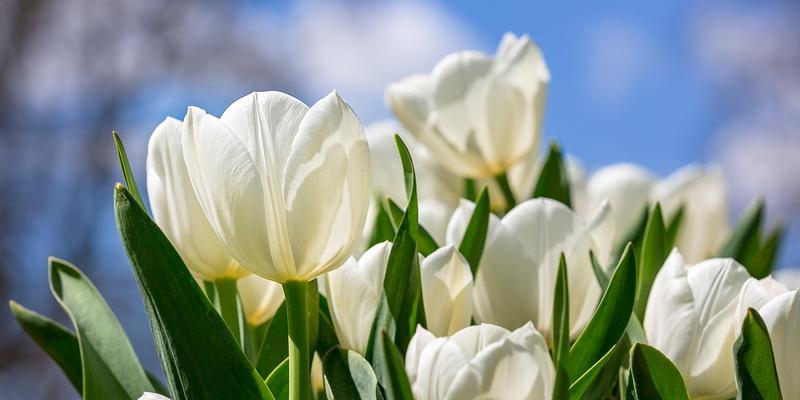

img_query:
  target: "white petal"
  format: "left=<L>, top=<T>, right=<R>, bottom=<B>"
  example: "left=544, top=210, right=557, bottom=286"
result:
left=385, top=75, right=432, bottom=137
left=421, top=246, right=473, bottom=336
left=448, top=324, right=510, bottom=359
left=429, top=51, right=493, bottom=153
left=494, top=33, right=550, bottom=94
left=734, top=276, right=788, bottom=331
left=283, top=91, right=371, bottom=280
left=446, top=323, right=554, bottom=400
left=324, top=242, right=391, bottom=355
left=147, top=117, right=246, bottom=280
left=181, top=107, right=279, bottom=281
left=237, top=274, right=284, bottom=326
left=585, top=199, right=616, bottom=267
left=365, top=120, right=408, bottom=206
left=406, top=325, right=437, bottom=385
left=419, top=200, right=455, bottom=245
left=758, top=290, right=800, bottom=399
left=414, top=337, right=470, bottom=400
left=502, top=199, right=601, bottom=339
left=138, top=393, right=170, bottom=400
left=587, top=163, right=655, bottom=244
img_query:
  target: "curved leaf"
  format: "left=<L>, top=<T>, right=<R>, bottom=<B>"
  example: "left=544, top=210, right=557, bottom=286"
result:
left=532, top=141, right=571, bottom=207
left=734, top=308, right=783, bottom=400
left=629, top=343, right=689, bottom=400
left=323, top=347, right=382, bottom=400
left=266, top=358, right=290, bottom=400
left=635, top=204, right=666, bottom=320
left=458, top=188, right=490, bottom=276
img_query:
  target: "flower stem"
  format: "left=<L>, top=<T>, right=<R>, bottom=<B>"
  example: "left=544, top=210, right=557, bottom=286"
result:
left=283, top=280, right=311, bottom=400
left=214, top=277, right=242, bottom=346
left=495, top=172, right=517, bottom=210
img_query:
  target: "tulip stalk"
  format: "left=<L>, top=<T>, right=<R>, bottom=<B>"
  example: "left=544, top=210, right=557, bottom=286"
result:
left=213, top=278, right=242, bottom=345
left=495, top=172, right=517, bottom=210
left=283, top=280, right=311, bottom=400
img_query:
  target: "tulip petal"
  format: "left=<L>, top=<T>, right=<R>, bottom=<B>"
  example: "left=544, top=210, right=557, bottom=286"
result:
left=325, top=243, right=391, bottom=355
left=237, top=274, right=284, bottom=326
left=421, top=246, right=473, bottom=336
left=284, top=92, right=371, bottom=280
left=758, top=290, right=800, bottom=399
left=735, top=277, right=788, bottom=330
left=406, top=325, right=437, bottom=385
left=588, top=163, right=655, bottom=243
left=494, top=33, right=550, bottom=95
left=147, top=117, right=245, bottom=280
left=181, top=107, right=278, bottom=280
left=468, top=77, right=529, bottom=173
left=385, top=75, right=432, bottom=137
left=414, top=338, right=470, bottom=400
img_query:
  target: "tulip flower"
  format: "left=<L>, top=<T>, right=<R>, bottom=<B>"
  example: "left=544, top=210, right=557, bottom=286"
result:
left=326, top=242, right=473, bottom=353
left=585, top=163, right=654, bottom=245
left=644, top=250, right=784, bottom=399
left=405, top=323, right=554, bottom=399
left=237, top=274, right=284, bottom=326
left=755, top=289, right=800, bottom=399
left=653, top=165, right=729, bottom=263
left=146, top=117, right=249, bottom=281
left=181, top=90, right=370, bottom=400
left=386, top=33, right=549, bottom=186
left=446, top=198, right=607, bottom=341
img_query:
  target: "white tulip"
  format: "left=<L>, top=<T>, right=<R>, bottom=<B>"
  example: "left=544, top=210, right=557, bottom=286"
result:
left=146, top=117, right=248, bottom=281
left=418, top=200, right=456, bottom=245
left=406, top=323, right=554, bottom=400
left=644, top=250, right=779, bottom=399
left=386, top=32, right=549, bottom=178
left=420, top=245, right=473, bottom=337
left=236, top=274, right=285, bottom=326
left=138, top=393, right=170, bottom=400
left=325, top=242, right=392, bottom=354
left=734, top=276, right=788, bottom=330
left=181, top=91, right=371, bottom=283
left=653, top=165, right=729, bottom=263
left=446, top=198, right=604, bottom=341
left=585, top=163, right=655, bottom=244
left=755, top=289, right=800, bottom=399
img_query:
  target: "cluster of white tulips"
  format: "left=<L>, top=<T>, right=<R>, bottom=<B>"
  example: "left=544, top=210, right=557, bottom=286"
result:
left=10, top=32, right=796, bottom=400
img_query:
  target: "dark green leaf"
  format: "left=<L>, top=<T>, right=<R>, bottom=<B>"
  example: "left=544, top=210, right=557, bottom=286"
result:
left=265, top=358, right=290, bottom=400
left=719, top=200, right=764, bottom=269
left=458, top=188, right=490, bottom=276
left=394, top=135, right=418, bottom=237
left=629, top=343, right=689, bottom=400
left=568, top=344, right=619, bottom=400
left=368, top=198, right=397, bottom=247
left=317, top=295, right=340, bottom=358
left=750, top=224, right=785, bottom=280
left=385, top=198, right=438, bottom=256
left=634, top=204, right=667, bottom=320
left=553, top=254, right=570, bottom=400
left=589, top=250, right=610, bottom=291
left=663, top=204, right=685, bottom=251
left=734, top=308, right=783, bottom=400
left=323, top=347, right=382, bottom=400
left=569, top=243, right=636, bottom=382
left=463, top=178, right=478, bottom=201
left=114, top=184, right=274, bottom=400
left=532, top=141, right=572, bottom=207
left=256, top=303, right=288, bottom=379
left=113, top=132, right=145, bottom=210
left=49, top=257, right=155, bottom=400
left=375, top=331, right=414, bottom=400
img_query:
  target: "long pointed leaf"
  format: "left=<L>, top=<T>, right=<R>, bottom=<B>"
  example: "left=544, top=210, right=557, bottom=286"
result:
left=553, top=254, right=570, bottom=399
left=750, top=224, right=784, bottom=279
left=634, top=204, right=666, bottom=320
left=113, top=132, right=145, bottom=210
left=384, top=198, right=439, bottom=256
left=629, top=343, right=689, bottom=400
left=115, top=184, right=273, bottom=400
left=323, top=347, right=382, bottom=400
left=532, top=141, right=572, bottom=207
left=719, top=200, right=764, bottom=269
left=458, top=188, right=490, bottom=277
left=734, top=308, right=783, bottom=400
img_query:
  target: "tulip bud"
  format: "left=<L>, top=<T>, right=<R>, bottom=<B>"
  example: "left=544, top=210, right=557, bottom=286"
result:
left=236, top=274, right=284, bottom=326
left=386, top=33, right=548, bottom=179
left=644, top=250, right=783, bottom=399
left=146, top=117, right=248, bottom=281
left=420, top=245, right=473, bottom=336
left=446, top=198, right=603, bottom=342
left=181, top=91, right=371, bottom=283
left=405, top=323, right=555, bottom=399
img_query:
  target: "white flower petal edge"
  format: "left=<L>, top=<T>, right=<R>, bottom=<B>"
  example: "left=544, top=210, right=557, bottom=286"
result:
left=757, top=289, right=800, bottom=399
left=146, top=117, right=248, bottom=281
left=237, top=274, right=285, bottom=326
left=181, top=91, right=370, bottom=283
left=138, top=393, right=170, bottom=400
left=406, top=323, right=554, bottom=400
left=421, top=245, right=473, bottom=337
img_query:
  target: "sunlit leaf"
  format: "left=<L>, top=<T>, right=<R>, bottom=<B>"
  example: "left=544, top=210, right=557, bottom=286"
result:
left=734, top=308, right=783, bottom=400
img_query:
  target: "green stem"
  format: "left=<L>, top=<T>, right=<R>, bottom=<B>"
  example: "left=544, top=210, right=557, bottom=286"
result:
left=214, top=278, right=241, bottom=346
left=495, top=172, right=517, bottom=210
left=283, top=280, right=310, bottom=400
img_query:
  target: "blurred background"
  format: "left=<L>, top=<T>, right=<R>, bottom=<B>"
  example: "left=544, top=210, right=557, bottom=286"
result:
left=1, top=0, right=798, bottom=397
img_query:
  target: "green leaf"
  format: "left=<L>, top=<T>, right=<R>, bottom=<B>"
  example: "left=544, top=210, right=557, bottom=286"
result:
left=749, top=224, right=785, bottom=280
left=663, top=204, right=685, bottom=251
left=323, top=347, right=382, bottom=400
left=568, top=344, right=619, bottom=400
left=589, top=250, right=610, bottom=291
left=368, top=198, right=397, bottom=247
left=377, top=331, right=414, bottom=400
left=114, top=184, right=274, bottom=400
left=381, top=217, right=421, bottom=352
left=719, top=200, right=764, bottom=269
left=113, top=131, right=145, bottom=210
left=634, top=204, right=667, bottom=320
left=734, top=308, right=783, bottom=400
left=611, top=205, right=649, bottom=266
left=9, top=300, right=169, bottom=396
left=553, top=254, right=570, bottom=400
left=394, top=134, right=418, bottom=237
left=256, top=303, right=288, bottom=378
left=317, top=295, right=340, bottom=358
left=385, top=198, right=439, bottom=256
left=568, top=243, right=636, bottom=382
left=265, top=358, right=290, bottom=400
left=463, top=178, right=478, bottom=201
left=629, top=343, right=689, bottom=400
left=532, top=141, right=572, bottom=207
left=458, top=188, right=490, bottom=277
left=49, top=257, right=155, bottom=400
